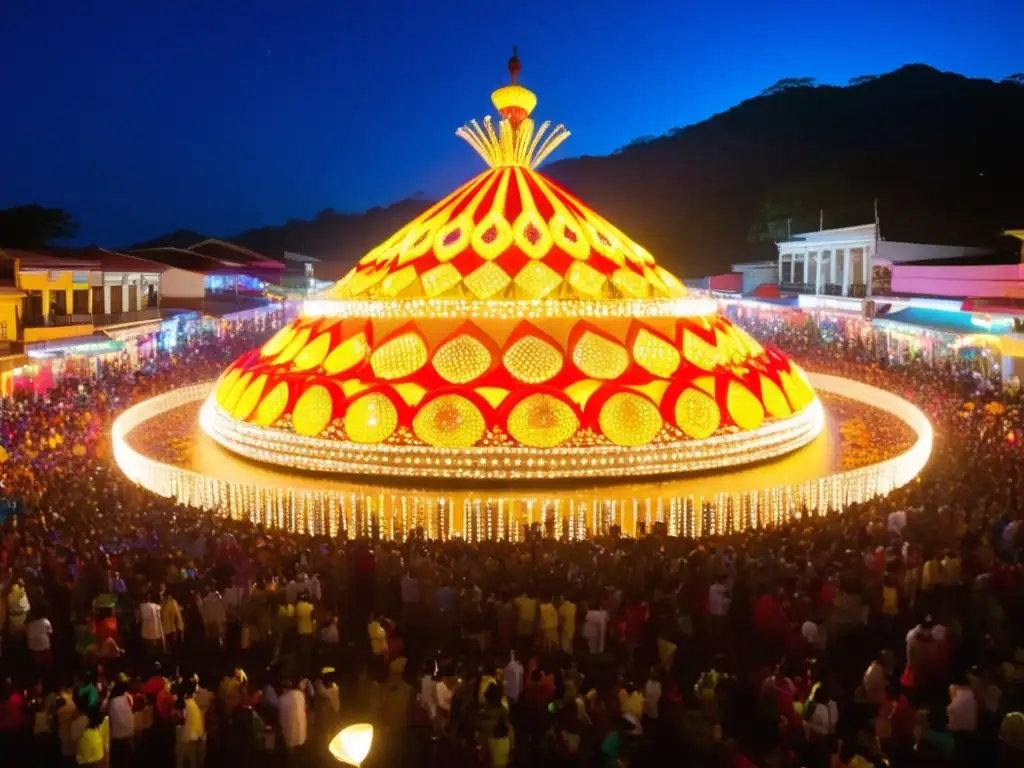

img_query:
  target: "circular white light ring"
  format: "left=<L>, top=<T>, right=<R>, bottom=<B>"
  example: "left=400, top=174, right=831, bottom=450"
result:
left=301, top=297, right=718, bottom=321
left=111, top=373, right=934, bottom=534
left=200, top=395, right=823, bottom=479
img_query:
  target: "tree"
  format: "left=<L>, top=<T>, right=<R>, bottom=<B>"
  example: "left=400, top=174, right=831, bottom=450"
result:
left=1005, top=73, right=1024, bottom=85
left=848, top=74, right=879, bottom=85
left=0, top=204, right=79, bottom=248
left=759, top=77, right=816, bottom=97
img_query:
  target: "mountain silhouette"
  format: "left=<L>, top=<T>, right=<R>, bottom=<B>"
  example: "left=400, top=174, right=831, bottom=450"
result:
left=136, top=64, right=1024, bottom=281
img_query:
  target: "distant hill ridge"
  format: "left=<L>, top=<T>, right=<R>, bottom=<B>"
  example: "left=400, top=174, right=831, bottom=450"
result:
left=135, top=64, right=1024, bottom=281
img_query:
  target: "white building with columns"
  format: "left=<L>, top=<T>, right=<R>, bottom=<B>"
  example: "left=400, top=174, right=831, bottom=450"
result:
left=775, top=223, right=989, bottom=298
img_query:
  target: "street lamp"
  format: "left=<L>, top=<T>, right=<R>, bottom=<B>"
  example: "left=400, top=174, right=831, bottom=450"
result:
left=329, top=723, right=374, bottom=766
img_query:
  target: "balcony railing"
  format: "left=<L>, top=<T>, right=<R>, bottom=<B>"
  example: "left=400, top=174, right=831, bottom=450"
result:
left=0, top=340, right=25, bottom=356
left=22, top=309, right=163, bottom=330
left=778, top=282, right=869, bottom=298
left=92, top=309, right=162, bottom=327
left=779, top=281, right=815, bottom=294
left=22, top=313, right=93, bottom=328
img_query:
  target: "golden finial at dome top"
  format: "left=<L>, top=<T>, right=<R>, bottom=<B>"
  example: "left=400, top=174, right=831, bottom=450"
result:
left=457, top=48, right=570, bottom=169
left=491, top=46, right=536, bottom=128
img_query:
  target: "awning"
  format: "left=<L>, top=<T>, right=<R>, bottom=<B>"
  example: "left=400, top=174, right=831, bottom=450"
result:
left=873, top=307, right=989, bottom=336
left=961, top=298, right=1024, bottom=315
left=26, top=333, right=125, bottom=360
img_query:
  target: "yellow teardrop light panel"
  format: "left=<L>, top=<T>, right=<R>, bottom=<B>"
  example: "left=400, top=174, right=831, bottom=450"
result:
left=344, top=392, right=399, bottom=444
left=598, top=392, right=662, bottom=447
left=253, top=382, right=290, bottom=426
left=323, top=333, right=368, bottom=375
left=413, top=395, right=486, bottom=448
left=432, top=334, right=493, bottom=384
left=683, top=330, right=724, bottom=371
left=370, top=332, right=428, bottom=380
left=292, top=385, right=335, bottom=437
left=215, top=368, right=241, bottom=408
left=726, top=381, right=765, bottom=431
left=632, top=328, right=680, bottom=378
left=674, top=387, right=721, bottom=439
left=760, top=375, right=792, bottom=418
left=232, top=374, right=268, bottom=420
left=222, top=372, right=252, bottom=412
left=261, top=326, right=295, bottom=357
left=780, top=366, right=815, bottom=411
left=572, top=330, right=629, bottom=380
left=502, top=335, right=563, bottom=384
left=273, top=328, right=311, bottom=366
left=507, top=394, right=579, bottom=448
left=291, top=333, right=332, bottom=372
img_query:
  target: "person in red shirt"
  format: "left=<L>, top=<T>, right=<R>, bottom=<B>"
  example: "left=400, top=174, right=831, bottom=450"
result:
left=0, top=680, right=25, bottom=761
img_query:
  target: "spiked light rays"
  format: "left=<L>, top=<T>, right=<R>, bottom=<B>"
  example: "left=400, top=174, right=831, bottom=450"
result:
left=456, top=116, right=571, bottom=169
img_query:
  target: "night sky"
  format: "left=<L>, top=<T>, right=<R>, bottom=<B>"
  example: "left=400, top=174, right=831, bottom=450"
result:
left=2, top=0, right=1020, bottom=247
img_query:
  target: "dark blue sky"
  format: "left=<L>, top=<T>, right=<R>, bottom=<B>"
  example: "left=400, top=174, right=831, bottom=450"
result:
left=2, top=0, right=1020, bottom=246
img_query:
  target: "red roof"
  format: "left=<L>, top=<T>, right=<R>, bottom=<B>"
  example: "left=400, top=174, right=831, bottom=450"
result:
left=747, top=283, right=782, bottom=299
left=1, top=248, right=102, bottom=271
left=188, top=239, right=285, bottom=270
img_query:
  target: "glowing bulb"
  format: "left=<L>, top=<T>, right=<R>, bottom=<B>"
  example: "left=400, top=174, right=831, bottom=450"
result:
left=330, top=723, right=374, bottom=766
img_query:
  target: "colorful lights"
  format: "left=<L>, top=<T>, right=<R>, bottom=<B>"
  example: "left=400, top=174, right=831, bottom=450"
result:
left=507, top=393, right=579, bottom=448
left=200, top=56, right=827, bottom=481
left=116, top=373, right=932, bottom=527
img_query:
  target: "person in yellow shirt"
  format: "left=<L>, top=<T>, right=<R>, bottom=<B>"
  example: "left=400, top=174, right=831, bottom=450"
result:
left=488, top=718, right=514, bottom=768
left=74, top=709, right=109, bottom=767
left=922, top=553, right=941, bottom=593
left=538, top=601, right=558, bottom=650
left=177, top=683, right=206, bottom=768
left=296, top=594, right=316, bottom=677
left=882, top=573, right=900, bottom=618
left=515, top=591, right=537, bottom=646
left=558, top=597, right=576, bottom=654
left=161, top=593, right=185, bottom=649
left=619, top=682, right=645, bottom=721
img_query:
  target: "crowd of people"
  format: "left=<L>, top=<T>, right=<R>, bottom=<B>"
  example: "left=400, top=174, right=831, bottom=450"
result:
left=1, top=307, right=1024, bottom=766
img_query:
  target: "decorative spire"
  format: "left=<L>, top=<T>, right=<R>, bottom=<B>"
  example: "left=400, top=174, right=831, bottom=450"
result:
left=508, top=45, right=521, bottom=84
left=456, top=50, right=570, bottom=170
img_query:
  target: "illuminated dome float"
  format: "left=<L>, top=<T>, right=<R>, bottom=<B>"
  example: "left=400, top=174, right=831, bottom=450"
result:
left=199, top=54, right=826, bottom=481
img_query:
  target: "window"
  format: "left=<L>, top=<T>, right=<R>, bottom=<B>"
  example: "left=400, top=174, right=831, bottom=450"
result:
left=50, top=290, right=67, bottom=316
left=24, top=291, right=43, bottom=325
left=72, top=290, right=89, bottom=315
left=92, top=286, right=105, bottom=316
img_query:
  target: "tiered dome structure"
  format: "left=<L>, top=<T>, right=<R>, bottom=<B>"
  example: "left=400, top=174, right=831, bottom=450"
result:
left=202, top=53, right=822, bottom=480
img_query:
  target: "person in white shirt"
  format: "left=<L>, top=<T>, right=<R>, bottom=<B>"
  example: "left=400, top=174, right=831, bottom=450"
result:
left=108, top=681, right=135, bottom=763
left=139, top=597, right=165, bottom=653
left=418, top=660, right=438, bottom=720
left=278, top=680, right=308, bottom=752
left=307, top=573, right=322, bottom=602
left=26, top=613, right=53, bottom=669
left=947, top=684, right=978, bottom=733
left=887, top=509, right=907, bottom=534
left=584, top=608, right=608, bottom=654
left=503, top=652, right=524, bottom=703
left=201, top=590, right=227, bottom=645
left=435, top=677, right=453, bottom=728
left=708, top=577, right=731, bottom=617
